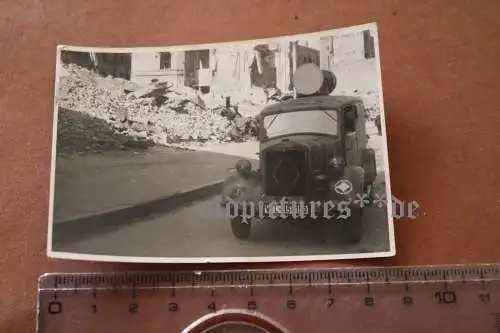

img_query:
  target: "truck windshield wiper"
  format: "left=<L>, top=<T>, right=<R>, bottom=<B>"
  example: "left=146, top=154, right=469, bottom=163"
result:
left=322, top=110, right=338, bottom=122
left=266, top=115, right=278, bottom=130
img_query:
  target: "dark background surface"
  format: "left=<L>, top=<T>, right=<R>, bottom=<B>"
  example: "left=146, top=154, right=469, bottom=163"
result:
left=1, top=0, right=500, bottom=332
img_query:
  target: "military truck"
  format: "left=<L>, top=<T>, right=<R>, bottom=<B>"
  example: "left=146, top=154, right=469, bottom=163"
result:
left=220, top=63, right=377, bottom=242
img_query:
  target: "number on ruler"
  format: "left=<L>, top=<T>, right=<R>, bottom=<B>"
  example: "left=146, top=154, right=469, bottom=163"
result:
left=479, top=293, right=491, bottom=303
left=168, top=302, right=179, bottom=312
left=247, top=301, right=257, bottom=311
left=434, top=291, right=457, bottom=304
left=92, top=304, right=97, bottom=313
left=327, top=298, right=335, bottom=308
left=364, top=296, right=375, bottom=306
left=208, top=302, right=216, bottom=312
left=48, top=301, right=62, bottom=314
left=286, top=300, right=296, bottom=310
left=403, top=296, right=413, bottom=306
left=129, top=303, right=139, bottom=313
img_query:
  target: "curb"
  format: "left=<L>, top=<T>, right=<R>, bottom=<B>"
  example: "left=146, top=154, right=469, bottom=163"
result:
left=51, top=180, right=224, bottom=246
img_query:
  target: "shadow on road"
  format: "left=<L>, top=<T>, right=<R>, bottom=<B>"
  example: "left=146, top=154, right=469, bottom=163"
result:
left=52, top=192, right=219, bottom=247
left=52, top=186, right=392, bottom=257
left=231, top=204, right=390, bottom=253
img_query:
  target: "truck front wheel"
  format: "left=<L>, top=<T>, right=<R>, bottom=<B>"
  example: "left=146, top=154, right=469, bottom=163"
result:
left=364, top=182, right=374, bottom=202
left=230, top=216, right=251, bottom=239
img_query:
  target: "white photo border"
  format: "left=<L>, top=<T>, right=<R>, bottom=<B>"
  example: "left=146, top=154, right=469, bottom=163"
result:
left=46, top=21, right=396, bottom=263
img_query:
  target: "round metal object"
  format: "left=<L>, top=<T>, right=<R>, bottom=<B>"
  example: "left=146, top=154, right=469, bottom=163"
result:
left=182, top=309, right=289, bottom=333
left=292, top=63, right=325, bottom=95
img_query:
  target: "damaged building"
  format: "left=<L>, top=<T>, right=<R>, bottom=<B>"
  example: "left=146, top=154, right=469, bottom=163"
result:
left=59, top=28, right=376, bottom=100
left=56, top=28, right=378, bottom=151
left=127, top=28, right=375, bottom=104
left=128, top=41, right=321, bottom=98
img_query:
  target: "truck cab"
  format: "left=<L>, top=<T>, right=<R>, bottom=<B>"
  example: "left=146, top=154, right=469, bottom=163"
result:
left=221, top=64, right=377, bottom=242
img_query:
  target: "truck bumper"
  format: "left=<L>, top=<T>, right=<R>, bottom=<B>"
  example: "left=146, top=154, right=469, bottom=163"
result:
left=220, top=198, right=356, bottom=220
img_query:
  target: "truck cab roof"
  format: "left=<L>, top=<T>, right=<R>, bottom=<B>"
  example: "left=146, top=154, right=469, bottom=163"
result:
left=259, top=95, right=363, bottom=118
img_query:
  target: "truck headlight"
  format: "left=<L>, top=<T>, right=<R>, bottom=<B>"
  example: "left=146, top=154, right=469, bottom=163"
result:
left=236, top=159, right=252, bottom=175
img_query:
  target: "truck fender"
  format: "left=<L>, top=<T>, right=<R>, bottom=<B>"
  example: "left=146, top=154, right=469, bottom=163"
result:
left=342, top=166, right=365, bottom=205
left=220, top=174, right=260, bottom=215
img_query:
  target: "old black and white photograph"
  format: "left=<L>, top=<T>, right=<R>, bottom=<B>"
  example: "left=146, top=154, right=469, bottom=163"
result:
left=47, top=22, right=395, bottom=263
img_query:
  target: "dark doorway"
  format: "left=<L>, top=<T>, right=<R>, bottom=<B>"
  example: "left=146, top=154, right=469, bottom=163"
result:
left=184, top=50, right=210, bottom=90
left=250, top=44, right=277, bottom=89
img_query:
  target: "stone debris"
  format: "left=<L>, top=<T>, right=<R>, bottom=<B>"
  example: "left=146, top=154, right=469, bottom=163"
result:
left=56, top=107, right=155, bottom=156
left=56, top=64, right=381, bottom=154
left=57, top=64, right=261, bottom=150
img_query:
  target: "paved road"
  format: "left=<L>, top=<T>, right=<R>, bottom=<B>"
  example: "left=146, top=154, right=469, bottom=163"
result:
left=53, top=193, right=392, bottom=259
left=53, top=148, right=258, bottom=222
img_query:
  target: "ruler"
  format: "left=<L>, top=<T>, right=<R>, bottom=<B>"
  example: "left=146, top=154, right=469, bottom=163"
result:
left=37, top=264, right=500, bottom=333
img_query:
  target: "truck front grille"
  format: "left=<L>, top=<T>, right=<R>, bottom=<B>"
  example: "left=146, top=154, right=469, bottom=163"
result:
left=264, top=150, right=307, bottom=196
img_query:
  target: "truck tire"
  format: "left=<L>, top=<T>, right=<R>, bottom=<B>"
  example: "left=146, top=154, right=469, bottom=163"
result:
left=343, top=207, right=363, bottom=242
left=230, top=216, right=251, bottom=239
left=364, top=182, right=374, bottom=203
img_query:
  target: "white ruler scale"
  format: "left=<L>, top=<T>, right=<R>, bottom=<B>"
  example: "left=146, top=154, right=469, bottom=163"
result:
left=37, top=264, right=500, bottom=332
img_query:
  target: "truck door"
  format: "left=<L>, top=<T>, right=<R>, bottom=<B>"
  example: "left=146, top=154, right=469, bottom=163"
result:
left=343, top=105, right=358, bottom=166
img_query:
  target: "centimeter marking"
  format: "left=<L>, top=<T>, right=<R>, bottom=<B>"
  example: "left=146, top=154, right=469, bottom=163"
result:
left=39, top=264, right=500, bottom=293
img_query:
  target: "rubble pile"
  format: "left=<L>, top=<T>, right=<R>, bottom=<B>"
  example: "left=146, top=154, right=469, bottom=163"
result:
left=364, top=104, right=380, bottom=121
left=359, top=91, right=380, bottom=122
left=56, top=108, right=154, bottom=156
left=57, top=64, right=259, bottom=150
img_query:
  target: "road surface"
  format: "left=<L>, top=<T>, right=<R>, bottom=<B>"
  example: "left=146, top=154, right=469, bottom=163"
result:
left=53, top=194, right=392, bottom=259
left=53, top=147, right=257, bottom=222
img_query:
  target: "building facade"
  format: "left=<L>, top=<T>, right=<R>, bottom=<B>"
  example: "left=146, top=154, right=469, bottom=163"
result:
left=127, top=28, right=376, bottom=98
left=130, top=51, right=186, bottom=87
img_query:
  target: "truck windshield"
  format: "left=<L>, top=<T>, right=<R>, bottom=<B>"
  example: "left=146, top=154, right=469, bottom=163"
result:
left=263, top=110, right=338, bottom=138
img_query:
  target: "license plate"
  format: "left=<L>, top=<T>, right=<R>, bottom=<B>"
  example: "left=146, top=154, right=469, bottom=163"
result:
left=265, top=201, right=310, bottom=216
